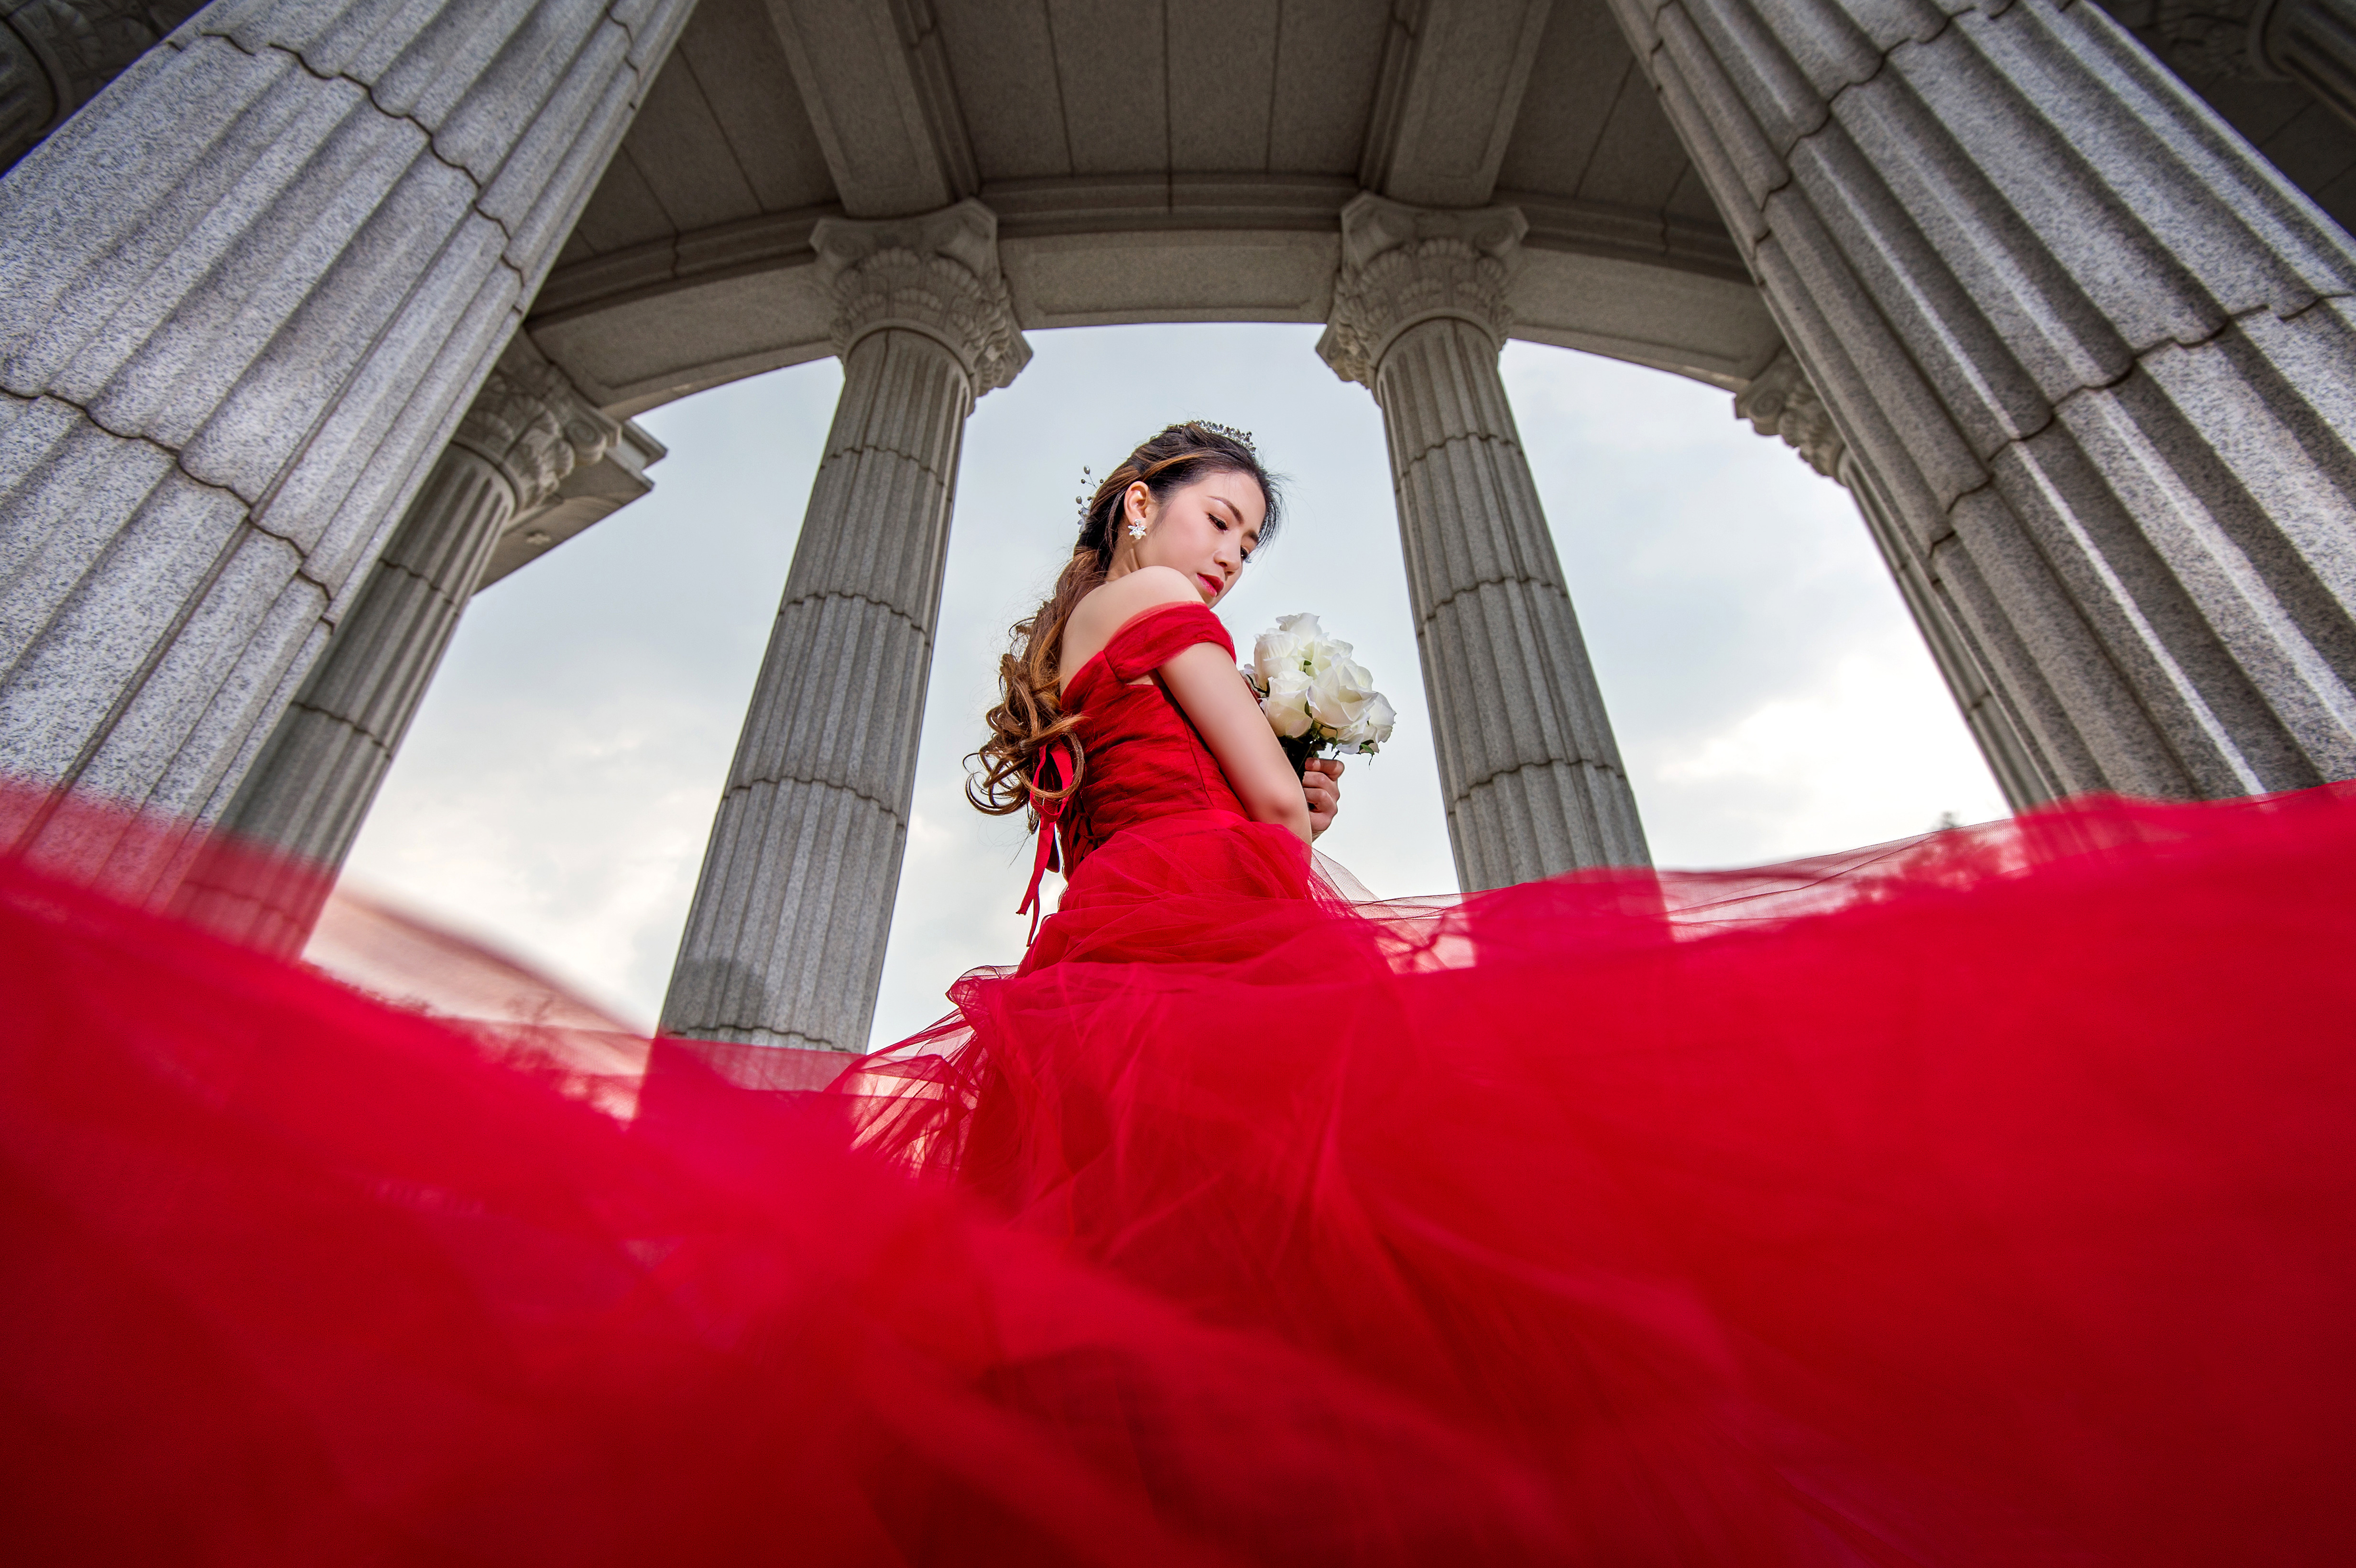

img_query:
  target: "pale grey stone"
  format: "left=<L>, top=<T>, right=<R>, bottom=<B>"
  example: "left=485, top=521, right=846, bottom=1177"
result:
left=1649, top=3, right=1792, bottom=217
left=1734, top=344, right=1846, bottom=476
left=0, top=404, right=179, bottom=668
left=170, top=172, right=496, bottom=501
left=107, top=537, right=326, bottom=818
left=493, top=33, right=649, bottom=284
left=1360, top=0, right=1555, bottom=209
left=761, top=0, right=975, bottom=219
left=263, top=248, right=523, bottom=599
left=813, top=198, right=1030, bottom=392
left=199, top=338, right=648, bottom=948
left=477, top=414, right=664, bottom=587
left=662, top=200, right=1027, bottom=1053
left=34, top=519, right=305, bottom=808
left=1321, top=194, right=1648, bottom=889
left=0, top=0, right=694, bottom=841
left=1, top=43, right=344, bottom=398
left=1622, top=0, right=2356, bottom=800
left=0, top=468, right=246, bottom=781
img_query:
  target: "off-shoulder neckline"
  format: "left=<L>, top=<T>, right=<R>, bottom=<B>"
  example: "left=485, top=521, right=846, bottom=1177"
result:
left=1059, top=600, right=1223, bottom=701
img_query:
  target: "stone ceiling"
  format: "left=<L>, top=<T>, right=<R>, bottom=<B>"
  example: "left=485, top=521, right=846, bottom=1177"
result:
left=522, top=0, right=2356, bottom=419
left=524, top=0, right=1783, bottom=415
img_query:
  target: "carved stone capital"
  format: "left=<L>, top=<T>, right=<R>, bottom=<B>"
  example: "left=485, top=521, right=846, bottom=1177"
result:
left=0, top=0, right=209, bottom=174
left=812, top=198, right=1031, bottom=395
left=2126, top=0, right=2274, bottom=80
left=1734, top=346, right=1846, bottom=479
left=1318, top=192, right=1527, bottom=388
left=451, top=341, right=623, bottom=517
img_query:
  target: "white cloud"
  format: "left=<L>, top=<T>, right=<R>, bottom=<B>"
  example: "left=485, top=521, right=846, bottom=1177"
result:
left=1644, top=636, right=2009, bottom=861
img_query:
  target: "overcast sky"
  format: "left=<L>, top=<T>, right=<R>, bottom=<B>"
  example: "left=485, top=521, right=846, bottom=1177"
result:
left=338, top=324, right=2007, bottom=1045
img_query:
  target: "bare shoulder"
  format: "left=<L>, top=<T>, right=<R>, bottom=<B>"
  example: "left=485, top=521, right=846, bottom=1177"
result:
left=1067, top=567, right=1198, bottom=644
left=1061, top=568, right=1202, bottom=688
left=1089, top=566, right=1198, bottom=619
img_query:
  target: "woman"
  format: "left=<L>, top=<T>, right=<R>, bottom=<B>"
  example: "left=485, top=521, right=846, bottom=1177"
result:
left=8, top=423, right=2356, bottom=1566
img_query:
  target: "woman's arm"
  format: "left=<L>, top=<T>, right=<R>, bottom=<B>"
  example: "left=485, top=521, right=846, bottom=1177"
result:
left=1158, top=643, right=1313, bottom=843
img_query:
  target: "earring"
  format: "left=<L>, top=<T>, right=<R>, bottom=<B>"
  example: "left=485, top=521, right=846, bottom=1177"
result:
left=1126, top=518, right=1148, bottom=539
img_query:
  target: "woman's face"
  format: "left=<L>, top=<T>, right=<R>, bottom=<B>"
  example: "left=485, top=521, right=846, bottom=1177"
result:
left=1121, top=468, right=1268, bottom=606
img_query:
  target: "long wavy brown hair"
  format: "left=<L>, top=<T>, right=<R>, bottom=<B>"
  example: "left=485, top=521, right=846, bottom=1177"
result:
left=968, top=422, right=1282, bottom=821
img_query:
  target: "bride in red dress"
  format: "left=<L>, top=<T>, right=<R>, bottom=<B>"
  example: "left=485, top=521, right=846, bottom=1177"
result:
left=7, top=421, right=2356, bottom=1565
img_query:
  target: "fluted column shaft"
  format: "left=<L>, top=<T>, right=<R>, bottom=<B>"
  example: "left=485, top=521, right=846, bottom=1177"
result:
left=1321, top=194, right=1648, bottom=891
left=662, top=198, right=1027, bottom=1055
left=0, top=0, right=690, bottom=863
left=231, top=446, right=515, bottom=860
left=1614, top=0, right=2356, bottom=800
left=183, top=344, right=627, bottom=949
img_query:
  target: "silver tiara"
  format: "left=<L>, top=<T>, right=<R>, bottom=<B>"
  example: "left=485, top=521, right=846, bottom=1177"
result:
left=1198, top=420, right=1256, bottom=451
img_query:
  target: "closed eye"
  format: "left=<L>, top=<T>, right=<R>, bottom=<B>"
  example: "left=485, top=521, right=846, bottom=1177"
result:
left=1207, top=497, right=1255, bottom=560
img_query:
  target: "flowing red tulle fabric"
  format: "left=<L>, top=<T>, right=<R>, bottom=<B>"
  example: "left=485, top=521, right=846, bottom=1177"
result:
left=7, top=606, right=2356, bottom=1565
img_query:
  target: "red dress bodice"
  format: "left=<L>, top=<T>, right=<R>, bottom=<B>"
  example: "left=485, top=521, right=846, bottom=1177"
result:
left=1054, top=601, right=1249, bottom=878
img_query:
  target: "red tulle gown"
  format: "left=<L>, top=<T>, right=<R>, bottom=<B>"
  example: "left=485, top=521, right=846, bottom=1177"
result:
left=7, top=599, right=2356, bottom=1566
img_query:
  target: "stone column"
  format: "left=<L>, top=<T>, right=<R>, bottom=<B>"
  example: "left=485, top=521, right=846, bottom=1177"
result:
left=661, top=198, right=1027, bottom=1055
left=1612, top=0, right=2356, bottom=800
left=0, top=0, right=693, bottom=865
left=182, top=339, right=635, bottom=951
left=1319, top=192, right=1649, bottom=891
left=1736, top=346, right=2057, bottom=809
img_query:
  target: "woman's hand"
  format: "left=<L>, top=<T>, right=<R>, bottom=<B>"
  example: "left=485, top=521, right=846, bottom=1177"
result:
left=1303, top=758, right=1344, bottom=840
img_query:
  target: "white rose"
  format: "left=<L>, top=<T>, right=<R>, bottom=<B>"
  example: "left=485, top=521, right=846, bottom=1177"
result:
left=1255, top=614, right=1326, bottom=682
left=1304, top=656, right=1378, bottom=732
left=1300, top=632, right=1353, bottom=677
left=1338, top=691, right=1397, bottom=751
left=1260, top=668, right=1314, bottom=739
left=1252, top=626, right=1307, bottom=685
left=1273, top=611, right=1324, bottom=641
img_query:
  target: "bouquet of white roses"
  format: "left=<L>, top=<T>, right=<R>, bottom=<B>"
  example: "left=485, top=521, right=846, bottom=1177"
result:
left=1246, top=613, right=1398, bottom=773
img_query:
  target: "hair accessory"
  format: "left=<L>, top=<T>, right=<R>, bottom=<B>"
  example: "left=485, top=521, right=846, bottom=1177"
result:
left=1198, top=421, right=1256, bottom=452
left=1072, top=466, right=1094, bottom=527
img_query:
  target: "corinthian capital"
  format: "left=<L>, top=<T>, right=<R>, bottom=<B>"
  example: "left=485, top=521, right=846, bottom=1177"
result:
left=813, top=198, right=1032, bottom=395
left=1317, top=193, right=1527, bottom=388
left=453, top=341, right=624, bottom=516
left=1734, top=346, right=1847, bottom=479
